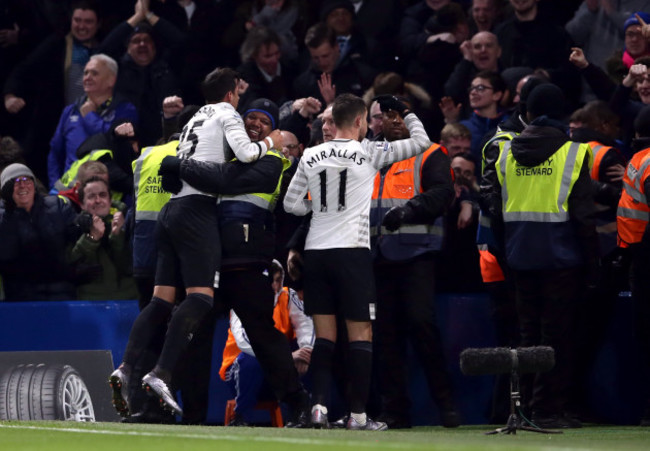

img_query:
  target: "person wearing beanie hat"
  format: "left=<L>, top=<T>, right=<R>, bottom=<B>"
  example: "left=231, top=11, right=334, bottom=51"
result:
left=620, top=12, right=650, bottom=68
left=244, top=98, right=280, bottom=134
left=1, top=163, right=35, bottom=193
left=320, top=0, right=355, bottom=21
left=489, top=78, right=598, bottom=430
left=0, top=162, right=78, bottom=302
left=473, top=74, right=544, bottom=426
left=525, top=82, right=566, bottom=121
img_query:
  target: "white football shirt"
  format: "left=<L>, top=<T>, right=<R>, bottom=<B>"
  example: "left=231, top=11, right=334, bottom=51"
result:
left=283, top=113, right=430, bottom=249
left=173, top=102, right=267, bottom=198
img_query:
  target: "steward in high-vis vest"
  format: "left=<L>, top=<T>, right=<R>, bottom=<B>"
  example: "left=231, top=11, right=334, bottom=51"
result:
left=616, top=108, right=650, bottom=425
left=368, top=97, right=460, bottom=429
left=131, top=139, right=178, bottom=304
left=493, top=83, right=598, bottom=430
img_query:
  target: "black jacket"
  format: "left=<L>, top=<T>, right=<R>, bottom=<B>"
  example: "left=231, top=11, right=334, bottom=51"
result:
left=491, top=118, right=599, bottom=271
left=0, top=195, right=77, bottom=301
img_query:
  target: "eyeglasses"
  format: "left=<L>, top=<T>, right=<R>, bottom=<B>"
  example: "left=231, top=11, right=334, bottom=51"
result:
left=14, top=176, right=33, bottom=184
left=468, top=84, right=494, bottom=93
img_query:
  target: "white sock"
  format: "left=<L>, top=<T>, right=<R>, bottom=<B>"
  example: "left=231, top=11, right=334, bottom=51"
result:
left=312, top=404, right=328, bottom=414
left=351, top=412, right=367, bottom=425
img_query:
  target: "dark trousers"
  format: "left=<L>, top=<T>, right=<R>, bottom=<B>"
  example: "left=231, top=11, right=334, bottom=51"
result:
left=373, top=255, right=455, bottom=419
left=219, top=267, right=302, bottom=402
left=568, top=250, right=625, bottom=413
left=513, top=267, right=582, bottom=415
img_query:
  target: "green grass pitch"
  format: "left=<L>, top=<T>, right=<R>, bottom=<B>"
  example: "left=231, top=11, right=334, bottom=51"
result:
left=1, top=421, right=650, bottom=451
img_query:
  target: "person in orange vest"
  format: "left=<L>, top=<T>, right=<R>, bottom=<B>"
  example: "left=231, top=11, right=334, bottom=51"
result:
left=369, top=95, right=459, bottom=429
left=219, top=260, right=314, bottom=426
left=617, top=105, right=650, bottom=426
left=567, top=100, right=628, bottom=420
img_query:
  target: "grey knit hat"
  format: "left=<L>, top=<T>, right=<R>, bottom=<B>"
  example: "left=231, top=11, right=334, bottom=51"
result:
left=1, top=163, right=35, bottom=190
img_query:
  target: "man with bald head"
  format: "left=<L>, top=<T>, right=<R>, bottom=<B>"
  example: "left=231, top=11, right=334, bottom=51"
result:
left=444, top=31, right=502, bottom=112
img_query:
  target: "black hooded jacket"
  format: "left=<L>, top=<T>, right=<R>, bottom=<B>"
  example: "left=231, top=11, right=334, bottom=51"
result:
left=491, top=118, right=599, bottom=271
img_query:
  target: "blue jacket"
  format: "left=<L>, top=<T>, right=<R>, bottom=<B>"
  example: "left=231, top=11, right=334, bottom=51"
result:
left=461, top=111, right=508, bottom=163
left=47, top=94, right=138, bottom=188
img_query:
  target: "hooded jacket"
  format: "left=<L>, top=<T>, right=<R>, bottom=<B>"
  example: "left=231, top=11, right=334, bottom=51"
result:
left=493, top=118, right=599, bottom=271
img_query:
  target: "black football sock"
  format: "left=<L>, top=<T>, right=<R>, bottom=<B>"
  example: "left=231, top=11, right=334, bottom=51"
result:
left=310, top=338, right=336, bottom=407
left=348, top=340, right=372, bottom=414
left=155, top=292, right=213, bottom=381
left=122, top=296, right=173, bottom=367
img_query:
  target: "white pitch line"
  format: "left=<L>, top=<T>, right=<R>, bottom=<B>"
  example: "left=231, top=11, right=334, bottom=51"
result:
left=0, top=423, right=423, bottom=449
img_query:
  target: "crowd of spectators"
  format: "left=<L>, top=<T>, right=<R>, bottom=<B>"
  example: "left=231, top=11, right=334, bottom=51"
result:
left=2, top=0, right=650, bottom=427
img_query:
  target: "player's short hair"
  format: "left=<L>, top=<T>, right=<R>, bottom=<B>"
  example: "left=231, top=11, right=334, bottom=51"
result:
left=202, top=67, right=241, bottom=104
left=332, top=94, right=366, bottom=129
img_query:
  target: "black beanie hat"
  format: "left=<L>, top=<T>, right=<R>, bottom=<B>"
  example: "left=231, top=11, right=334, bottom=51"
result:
left=320, top=0, right=355, bottom=21
left=526, top=83, right=565, bottom=120
left=244, top=98, right=279, bottom=130
left=634, top=105, right=650, bottom=138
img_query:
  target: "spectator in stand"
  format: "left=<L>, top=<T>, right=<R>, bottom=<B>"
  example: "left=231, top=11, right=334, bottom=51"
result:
left=96, top=0, right=184, bottom=148
left=3, top=0, right=102, bottom=182
left=320, top=0, right=367, bottom=63
left=293, top=22, right=376, bottom=106
left=495, top=0, right=580, bottom=108
left=608, top=11, right=650, bottom=74
left=437, top=152, right=482, bottom=293
left=439, top=123, right=472, bottom=157
left=0, top=0, right=52, bottom=93
left=404, top=2, right=469, bottom=105
left=346, top=0, right=402, bottom=72
left=441, top=71, right=509, bottom=161
left=610, top=58, right=650, bottom=147
left=367, top=100, right=383, bottom=139
left=69, top=175, right=137, bottom=301
left=0, top=163, right=78, bottom=301
left=400, top=0, right=452, bottom=61
left=57, top=160, right=110, bottom=213
left=151, top=0, right=231, bottom=105
left=468, top=0, right=501, bottom=35
left=237, top=26, right=297, bottom=113
left=362, top=72, right=440, bottom=140
left=444, top=31, right=502, bottom=113
left=220, top=261, right=314, bottom=426
left=53, top=121, right=141, bottom=207
left=47, top=54, right=138, bottom=190
left=565, top=2, right=650, bottom=100
left=280, top=130, right=303, bottom=164
left=0, top=135, right=26, bottom=174
left=245, top=0, right=301, bottom=63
